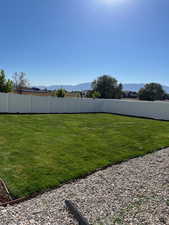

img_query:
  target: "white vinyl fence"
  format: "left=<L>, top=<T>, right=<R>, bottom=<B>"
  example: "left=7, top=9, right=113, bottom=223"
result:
left=102, top=99, right=169, bottom=120
left=1, top=93, right=169, bottom=120
left=0, top=93, right=102, bottom=114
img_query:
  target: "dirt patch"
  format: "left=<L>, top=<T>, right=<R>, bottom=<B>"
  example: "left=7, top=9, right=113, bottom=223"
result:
left=0, top=179, right=12, bottom=203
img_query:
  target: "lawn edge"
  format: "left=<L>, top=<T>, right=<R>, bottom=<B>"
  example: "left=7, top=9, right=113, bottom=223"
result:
left=1, top=145, right=168, bottom=207
left=0, top=112, right=169, bottom=122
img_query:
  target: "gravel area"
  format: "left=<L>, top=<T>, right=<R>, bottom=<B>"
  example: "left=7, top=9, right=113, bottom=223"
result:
left=1, top=147, right=169, bottom=225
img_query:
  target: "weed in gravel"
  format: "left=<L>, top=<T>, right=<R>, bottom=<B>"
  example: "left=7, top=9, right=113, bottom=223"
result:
left=114, top=216, right=123, bottom=224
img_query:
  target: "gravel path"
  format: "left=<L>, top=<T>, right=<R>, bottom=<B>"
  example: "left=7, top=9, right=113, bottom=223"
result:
left=1, top=148, right=169, bottom=225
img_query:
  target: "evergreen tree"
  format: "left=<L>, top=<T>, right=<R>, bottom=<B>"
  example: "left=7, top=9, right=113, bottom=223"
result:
left=0, top=70, right=13, bottom=93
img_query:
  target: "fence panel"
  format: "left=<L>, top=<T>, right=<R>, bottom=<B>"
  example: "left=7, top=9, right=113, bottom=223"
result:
left=103, top=99, right=169, bottom=120
left=0, top=93, right=8, bottom=113
left=31, top=95, right=50, bottom=113
left=8, top=94, right=31, bottom=113
left=0, top=93, right=169, bottom=120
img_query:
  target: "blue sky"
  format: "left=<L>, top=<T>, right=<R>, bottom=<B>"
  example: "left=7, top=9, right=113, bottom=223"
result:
left=0, top=0, right=168, bottom=86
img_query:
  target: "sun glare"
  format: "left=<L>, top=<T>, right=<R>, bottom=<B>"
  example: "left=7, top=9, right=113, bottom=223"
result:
left=100, top=0, right=126, bottom=4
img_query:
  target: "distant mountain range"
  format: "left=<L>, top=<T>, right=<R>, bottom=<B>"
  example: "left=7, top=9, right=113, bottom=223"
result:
left=36, top=83, right=92, bottom=91
left=36, top=83, right=169, bottom=93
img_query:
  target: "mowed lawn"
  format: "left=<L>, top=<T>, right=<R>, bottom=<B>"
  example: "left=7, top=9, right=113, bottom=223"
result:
left=1, top=113, right=169, bottom=198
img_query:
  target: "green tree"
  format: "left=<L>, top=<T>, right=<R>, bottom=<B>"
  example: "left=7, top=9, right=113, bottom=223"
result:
left=92, top=91, right=101, bottom=99
left=92, top=75, right=123, bottom=99
left=138, top=83, right=166, bottom=101
left=4, top=79, right=13, bottom=93
left=0, top=70, right=13, bottom=93
left=0, top=70, right=6, bottom=91
left=56, top=88, right=66, bottom=97
left=85, top=90, right=93, bottom=98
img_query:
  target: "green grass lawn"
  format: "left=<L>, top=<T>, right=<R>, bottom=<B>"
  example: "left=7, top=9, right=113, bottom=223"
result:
left=0, top=113, right=169, bottom=198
